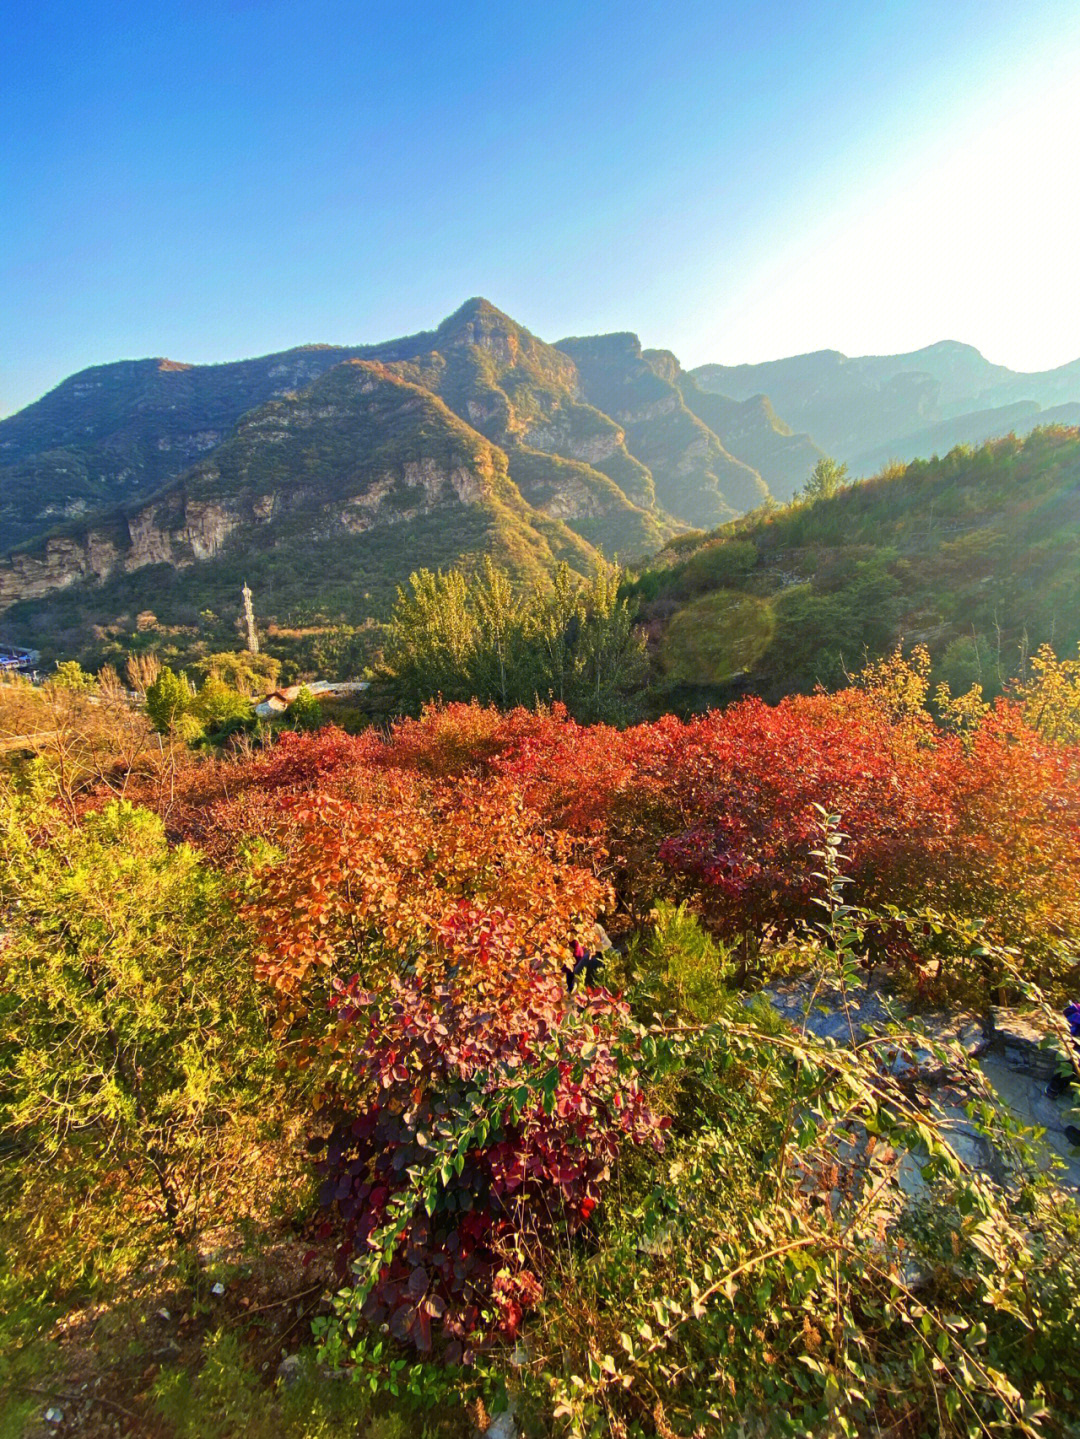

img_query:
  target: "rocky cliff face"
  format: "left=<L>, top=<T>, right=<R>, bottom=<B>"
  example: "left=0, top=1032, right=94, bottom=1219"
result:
left=0, top=360, right=598, bottom=622
left=0, top=498, right=249, bottom=606
left=557, top=333, right=769, bottom=526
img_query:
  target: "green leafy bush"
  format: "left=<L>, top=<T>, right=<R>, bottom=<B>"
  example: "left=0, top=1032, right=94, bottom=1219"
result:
left=51, top=658, right=96, bottom=691
left=285, top=684, right=323, bottom=731
left=618, top=900, right=736, bottom=1022
left=0, top=793, right=283, bottom=1250
left=146, top=664, right=192, bottom=731
left=673, top=538, right=758, bottom=597
left=191, top=675, right=255, bottom=733
left=152, top=1329, right=468, bottom=1439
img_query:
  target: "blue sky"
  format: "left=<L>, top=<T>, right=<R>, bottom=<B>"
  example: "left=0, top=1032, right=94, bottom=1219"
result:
left=3, top=0, right=1079, bottom=415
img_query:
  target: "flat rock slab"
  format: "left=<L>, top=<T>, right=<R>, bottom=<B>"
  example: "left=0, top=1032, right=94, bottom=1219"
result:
left=759, top=976, right=990, bottom=1062
left=758, top=977, right=1079, bottom=1188
left=988, top=1007, right=1068, bottom=1080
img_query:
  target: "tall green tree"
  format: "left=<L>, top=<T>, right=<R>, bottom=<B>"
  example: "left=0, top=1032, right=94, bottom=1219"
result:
left=145, top=665, right=191, bottom=732
left=528, top=562, right=582, bottom=706
left=383, top=568, right=475, bottom=708
left=381, top=560, right=647, bottom=721
left=802, top=455, right=849, bottom=502
left=470, top=557, right=529, bottom=708
left=572, top=564, right=648, bottom=721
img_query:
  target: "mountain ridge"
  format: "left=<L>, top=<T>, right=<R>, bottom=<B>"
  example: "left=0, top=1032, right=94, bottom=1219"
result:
left=6, top=300, right=1080, bottom=669
left=692, top=340, right=1080, bottom=468
left=1, top=299, right=788, bottom=609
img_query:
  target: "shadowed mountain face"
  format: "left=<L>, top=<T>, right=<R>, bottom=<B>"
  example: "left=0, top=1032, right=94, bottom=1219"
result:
left=0, top=347, right=370, bottom=550
left=1, top=300, right=794, bottom=637
left=692, top=341, right=1080, bottom=472
left=555, top=333, right=769, bottom=527
left=641, top=350, right=821, bottom=503
left=0, top=359, right=599, bottom=644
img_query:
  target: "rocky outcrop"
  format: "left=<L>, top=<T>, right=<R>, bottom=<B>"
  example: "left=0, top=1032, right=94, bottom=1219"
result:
left=0, top=450, right=507, bottom=607
left=339, top=460, right=489, bottom=532
left=524, top=416, right=623, bottom=467
left=0, top=359, right=601, bottom=625
left=760, top=977, right=1080, bottom=1188
left=0, top=495, right=251, bottom=606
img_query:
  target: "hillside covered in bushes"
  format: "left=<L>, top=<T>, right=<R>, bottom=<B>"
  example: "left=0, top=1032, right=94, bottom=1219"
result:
left=630, top=425, right=1080, bottom=712
left=2, top=647, right=1080, bottom=1437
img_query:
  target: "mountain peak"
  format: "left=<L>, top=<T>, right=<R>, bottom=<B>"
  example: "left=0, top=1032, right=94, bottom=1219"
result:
left=436, top=297, right=521, bottom=343
left=919, top=340, right=984, bottom=356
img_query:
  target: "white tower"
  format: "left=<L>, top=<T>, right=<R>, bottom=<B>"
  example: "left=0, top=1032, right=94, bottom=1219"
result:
left=241, top=582, right=259, bottom=655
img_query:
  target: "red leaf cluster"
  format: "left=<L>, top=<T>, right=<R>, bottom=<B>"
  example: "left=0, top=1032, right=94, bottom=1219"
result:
left=312, top=959, right=660, bottom=1354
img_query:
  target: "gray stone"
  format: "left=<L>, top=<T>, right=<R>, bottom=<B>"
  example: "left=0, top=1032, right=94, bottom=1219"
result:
left=989, top=1009, right=1063, bottom=1079
left=977, top=1054, right=1080, bottom=1188
left=958, top=1021, right=990, bottom=1056
left=757, top=975, right=1080, bottom=1189
left=277, top=1353, right=304, bottom=1387
left=484, top=1412, right=518, bottom=1439
left=757, top=977, right=990, bottom=1067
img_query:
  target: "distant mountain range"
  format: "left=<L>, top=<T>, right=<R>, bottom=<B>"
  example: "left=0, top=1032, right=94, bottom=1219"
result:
left=692, top=340, right=1080, bottom=473
left=2, top=302, right=1078, bottom=658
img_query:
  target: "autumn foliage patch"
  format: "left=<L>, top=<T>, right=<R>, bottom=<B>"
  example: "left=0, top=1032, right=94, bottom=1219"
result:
left=310, top=964, right=659, bottom=1355
left=240, top=758, right=659, bottom=1350
left=117, top=683, right=1080, bottom=1352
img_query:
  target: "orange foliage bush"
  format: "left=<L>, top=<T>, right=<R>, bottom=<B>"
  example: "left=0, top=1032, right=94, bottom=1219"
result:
left=250, top=773, right=608, bottom=1008
left=122, top=689, right=1079, bottom=985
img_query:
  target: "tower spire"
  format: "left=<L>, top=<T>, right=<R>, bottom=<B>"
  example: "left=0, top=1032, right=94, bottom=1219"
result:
left=241, top=581, right=259, bottom=654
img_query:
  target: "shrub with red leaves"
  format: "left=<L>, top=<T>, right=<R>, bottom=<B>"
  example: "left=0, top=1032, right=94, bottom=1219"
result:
left=310, top=957, right=663, bottom=1356
left=243, top=752, right=662, bottom=1353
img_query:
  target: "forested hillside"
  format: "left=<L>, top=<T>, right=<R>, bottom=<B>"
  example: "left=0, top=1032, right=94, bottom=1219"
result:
left=6, top=305, right=1080, bottom=698
left=631, top=426, right=1080, bottom=711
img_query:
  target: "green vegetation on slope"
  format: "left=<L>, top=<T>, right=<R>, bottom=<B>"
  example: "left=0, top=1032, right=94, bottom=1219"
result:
left=557, top=332, right=770, bottom=525
left=629, top=426, right=1080, bottom=710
